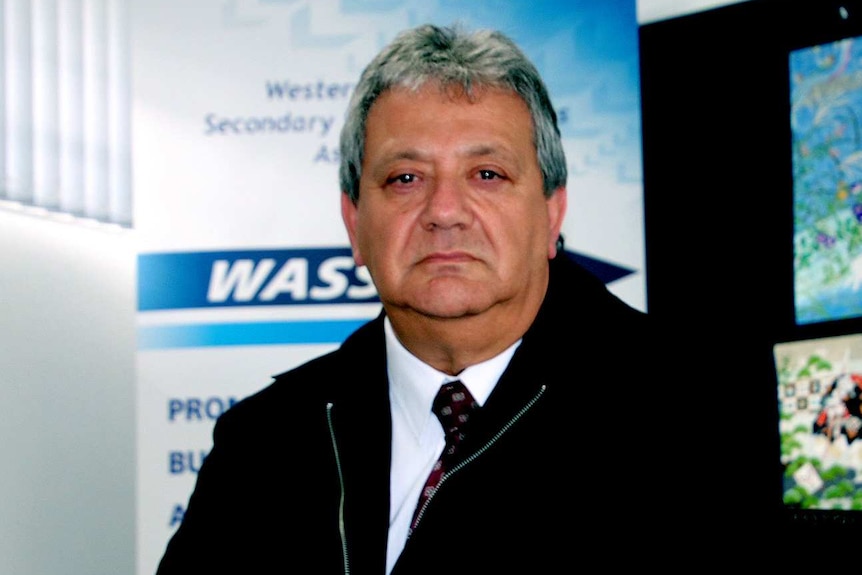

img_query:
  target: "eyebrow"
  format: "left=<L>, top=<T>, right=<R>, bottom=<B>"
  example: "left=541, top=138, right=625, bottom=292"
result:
left=374, top=144, right=519, bottom=166
left=460, top=143, right=521, bottom=168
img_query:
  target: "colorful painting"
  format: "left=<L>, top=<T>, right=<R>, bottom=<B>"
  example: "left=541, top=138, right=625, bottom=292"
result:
left=775, top=333, right=862, bottom=510
left=792, top=35, right=862, bottom=324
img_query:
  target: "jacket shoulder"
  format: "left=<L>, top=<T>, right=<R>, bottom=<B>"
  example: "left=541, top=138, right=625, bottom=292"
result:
left=218, top=314, right=385, bottom=423
left=545, top=252, right=649, bottom=328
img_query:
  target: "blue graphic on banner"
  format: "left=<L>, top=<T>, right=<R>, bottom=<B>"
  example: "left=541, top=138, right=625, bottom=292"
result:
left=138, top=247, right=379, bottom=311
left=566, top=250, right=633, bottom=284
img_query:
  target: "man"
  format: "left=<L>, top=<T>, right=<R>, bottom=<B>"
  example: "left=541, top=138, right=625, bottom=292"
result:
left=157, top=23, right=680, bottom=573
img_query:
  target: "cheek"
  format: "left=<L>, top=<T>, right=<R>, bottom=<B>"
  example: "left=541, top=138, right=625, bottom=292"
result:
left=497, top=208, right=543, bottom=242
left=354, top=208, right=391, bottom=265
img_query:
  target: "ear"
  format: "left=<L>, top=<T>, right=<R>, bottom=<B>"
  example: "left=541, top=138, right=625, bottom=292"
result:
left=341, top=193, right=365, bottom=266
left=546, top=187, right=567, bottom=259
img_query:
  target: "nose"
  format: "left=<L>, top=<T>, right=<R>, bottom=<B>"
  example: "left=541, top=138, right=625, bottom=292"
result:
left=420, top=173, right=471, bottom=230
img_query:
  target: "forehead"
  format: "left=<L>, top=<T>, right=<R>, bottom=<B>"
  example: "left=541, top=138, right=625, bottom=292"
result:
left=363, top=84, right=535, bottom=151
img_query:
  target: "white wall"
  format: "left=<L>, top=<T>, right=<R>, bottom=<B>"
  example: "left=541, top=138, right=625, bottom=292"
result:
left=0, top=2, right=745, bottom=574
left=0, top=209, right=136, bottom=575
left=638, top=0, right=748, bottom=23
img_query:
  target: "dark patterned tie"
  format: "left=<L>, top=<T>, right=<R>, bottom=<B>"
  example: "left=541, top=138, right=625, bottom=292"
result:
left=410, top=380, right=479, bottom=530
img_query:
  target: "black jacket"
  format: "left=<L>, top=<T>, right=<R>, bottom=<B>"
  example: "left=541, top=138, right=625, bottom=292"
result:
left=157, top=253, right=694, bottom=573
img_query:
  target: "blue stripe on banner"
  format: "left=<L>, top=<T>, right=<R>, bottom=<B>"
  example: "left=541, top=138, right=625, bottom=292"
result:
left=137, top=319, right=368, bottom=350
left=137, top=248, right=379, bottom=311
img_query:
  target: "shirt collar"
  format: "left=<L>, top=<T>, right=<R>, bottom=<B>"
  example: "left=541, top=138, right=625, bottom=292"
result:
left=385, top=316, right=521, bottom=440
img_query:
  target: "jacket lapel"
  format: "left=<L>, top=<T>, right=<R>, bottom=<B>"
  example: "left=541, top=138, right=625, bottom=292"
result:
left=328, top=321, right=393, bottom=574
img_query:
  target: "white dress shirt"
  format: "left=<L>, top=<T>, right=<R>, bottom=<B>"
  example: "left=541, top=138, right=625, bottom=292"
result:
left=384, top=317, right=520, bottom=574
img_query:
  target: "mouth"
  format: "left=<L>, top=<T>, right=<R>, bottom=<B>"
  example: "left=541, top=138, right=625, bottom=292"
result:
left=418, top=251, right=477, bottom=265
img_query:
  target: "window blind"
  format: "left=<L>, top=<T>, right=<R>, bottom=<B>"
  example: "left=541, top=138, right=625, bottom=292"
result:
left=2, top=0, right=131, bottom=227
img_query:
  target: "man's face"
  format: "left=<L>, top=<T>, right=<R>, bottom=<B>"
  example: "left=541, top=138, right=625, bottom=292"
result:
left=342, top=84, right=566, bottom=323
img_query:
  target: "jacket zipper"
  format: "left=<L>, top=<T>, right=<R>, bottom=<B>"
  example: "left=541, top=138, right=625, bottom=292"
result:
left=326, top=402, right=350, bottom=575
left=408, top=384, right=547, bottom=535
left=326, top=383, right=548, bottom=562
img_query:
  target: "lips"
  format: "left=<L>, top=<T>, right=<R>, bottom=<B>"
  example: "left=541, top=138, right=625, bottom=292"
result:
left=419, top=251, right=477, bottom=265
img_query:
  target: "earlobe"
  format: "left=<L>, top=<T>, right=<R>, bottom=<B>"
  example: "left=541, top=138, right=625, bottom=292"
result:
left=546, top=187, right=568, bottom=259
left=340, top=193, right=365, bottom=266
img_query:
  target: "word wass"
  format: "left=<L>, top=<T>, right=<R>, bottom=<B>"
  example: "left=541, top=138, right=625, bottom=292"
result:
left=207, top=255, right=377, bottom=304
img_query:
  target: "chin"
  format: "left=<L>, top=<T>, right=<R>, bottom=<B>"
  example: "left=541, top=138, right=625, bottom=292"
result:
left=416, top=292, right=496, bottom=319
left=387, top=276, right=498, bottom=315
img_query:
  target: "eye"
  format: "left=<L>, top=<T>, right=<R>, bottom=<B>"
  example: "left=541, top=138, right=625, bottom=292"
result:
left=387, top=173, right=417, bottom=185
left=478, top=169, right=504, bottom=180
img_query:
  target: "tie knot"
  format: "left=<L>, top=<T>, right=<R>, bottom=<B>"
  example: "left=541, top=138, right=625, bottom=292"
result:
left=432, top=380, right=478, bottom=444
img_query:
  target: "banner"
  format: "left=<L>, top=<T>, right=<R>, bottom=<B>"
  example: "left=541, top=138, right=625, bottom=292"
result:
left=133, top=1, right=643, bottom=573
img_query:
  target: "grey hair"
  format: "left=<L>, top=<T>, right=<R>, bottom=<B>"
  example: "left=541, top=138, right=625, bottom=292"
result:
left=338, top=23, right=567, bottom=203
